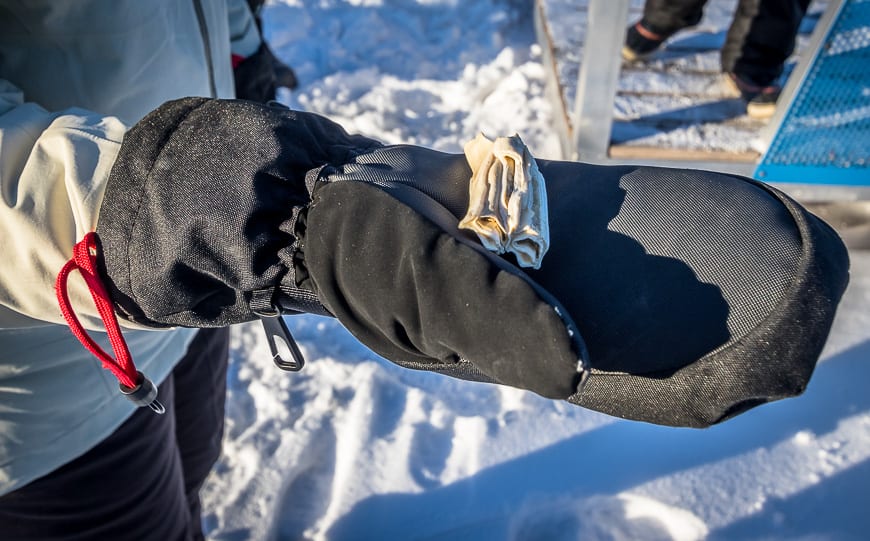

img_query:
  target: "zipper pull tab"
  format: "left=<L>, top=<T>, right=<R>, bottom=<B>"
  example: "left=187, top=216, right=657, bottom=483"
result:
left=257, top=312, right=305, bottom=371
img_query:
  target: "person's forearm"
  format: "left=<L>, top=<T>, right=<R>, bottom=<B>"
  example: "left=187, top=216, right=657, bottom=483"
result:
left=0, top=79, right=129, bottom=329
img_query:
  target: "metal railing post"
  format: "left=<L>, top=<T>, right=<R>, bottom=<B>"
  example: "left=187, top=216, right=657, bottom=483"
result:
left=572, top=0, right=629, bottom=160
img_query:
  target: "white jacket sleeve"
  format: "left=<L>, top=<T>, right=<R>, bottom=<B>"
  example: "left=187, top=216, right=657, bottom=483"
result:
left=0, top=78, right=130, bottom=329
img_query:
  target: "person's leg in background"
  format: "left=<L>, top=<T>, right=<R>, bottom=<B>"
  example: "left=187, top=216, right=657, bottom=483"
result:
left=0, top=328, right=230, bottom=541
left=624, top=0, right=710, bottom=60
left=721, top=0, right=812, bottom=117
left=172, top=327, right=230, bottom=541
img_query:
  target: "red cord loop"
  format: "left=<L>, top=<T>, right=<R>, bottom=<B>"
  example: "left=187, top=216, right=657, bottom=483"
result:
left=55, top=232, right=140, bottom=390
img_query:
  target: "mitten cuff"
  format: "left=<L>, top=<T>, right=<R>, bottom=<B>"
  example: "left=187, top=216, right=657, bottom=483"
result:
left=97, top=98, right=377, bottom=327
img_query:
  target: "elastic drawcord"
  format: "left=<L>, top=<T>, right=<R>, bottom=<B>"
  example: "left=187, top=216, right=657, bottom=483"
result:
left=55, top=232, right=164, bottom=413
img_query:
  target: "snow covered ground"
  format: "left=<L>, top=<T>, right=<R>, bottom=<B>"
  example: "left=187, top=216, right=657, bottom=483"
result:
left=200, top=1, right=870, bottom=539
left=538, top=0, right=827, bottom=157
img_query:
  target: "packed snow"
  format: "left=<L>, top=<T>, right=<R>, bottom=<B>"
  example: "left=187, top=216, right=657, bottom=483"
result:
left=200, top=1, right=870, bottom=539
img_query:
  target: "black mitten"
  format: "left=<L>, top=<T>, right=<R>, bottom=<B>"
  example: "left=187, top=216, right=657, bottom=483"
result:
left=301, top=145, right=850, bottom=427
left=97, top=98, right=849, bottom=427
left=96, top=98, right=586, bottom=401
left=233, top=42, right=298, bottom=103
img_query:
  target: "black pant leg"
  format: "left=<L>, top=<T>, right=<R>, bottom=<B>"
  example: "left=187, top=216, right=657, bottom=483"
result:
left=0, top=373, right=191, bottom=541
left=171, top=327, right=230, bottom=541
left=641, top=0, right=710, bottom=37
left=722, top=0, right=811, bottom=85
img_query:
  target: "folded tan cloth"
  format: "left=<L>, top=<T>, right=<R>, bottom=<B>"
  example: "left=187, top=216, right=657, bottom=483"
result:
left=459, top=133, right=550, bottom=269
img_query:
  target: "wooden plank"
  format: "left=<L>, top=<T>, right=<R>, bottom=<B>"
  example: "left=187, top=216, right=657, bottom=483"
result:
left=609, top=145, right=760, bottom=162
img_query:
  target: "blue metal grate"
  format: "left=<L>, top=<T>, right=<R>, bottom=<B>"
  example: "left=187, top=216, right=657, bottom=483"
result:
left=755, top=0, right=870, bottom=186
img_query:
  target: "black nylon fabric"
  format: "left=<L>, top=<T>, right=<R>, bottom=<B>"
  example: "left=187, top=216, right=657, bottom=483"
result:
left=524, top=160, right=847, bottom=426
left=321, top=144, right=473, bottom=219
left=532, top=162, right=804, bottom=374
left=568, top=189, right=848, bottom=427
left=304, top=180, right=584, bottom=399
left=606, top=167, right=801, bottom=342
left=97, top=98, right=379, bottom=327
left=313, top=146, right=849, bottom=427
